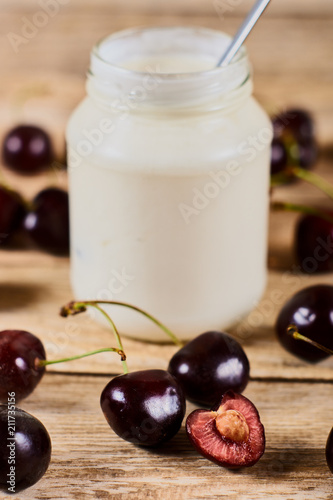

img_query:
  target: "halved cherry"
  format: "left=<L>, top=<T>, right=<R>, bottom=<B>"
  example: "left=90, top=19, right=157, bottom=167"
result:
left=186, top=391, right=265, bottom=468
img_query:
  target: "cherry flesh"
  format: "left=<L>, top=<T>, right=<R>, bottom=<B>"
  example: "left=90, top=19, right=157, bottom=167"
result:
left=0, top=405, right=51, bottom=492
left=100, top=369, right=186, bottom=447
left=326, top=427, right=333, bottom=474
left=295, top=213, right=333, bottom=273
left=23, top=187, right=69, bottom=255
left=168, top=331, right=249, bottom=406
left=0, top=187, right=26, bottom=245
left=186, top=391, right=265, bottom=468
left=276, top=285, right=333, bottom=363
left=0, top=330, right=46, bottom=402
left=2, top=125, right=53, bottom=174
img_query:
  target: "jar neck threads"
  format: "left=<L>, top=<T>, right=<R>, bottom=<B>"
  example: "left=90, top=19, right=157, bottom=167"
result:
left=87, top=27, right=252, bottom=114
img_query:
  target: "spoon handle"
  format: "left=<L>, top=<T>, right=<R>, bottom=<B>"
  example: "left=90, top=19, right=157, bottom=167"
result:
left=217, top=0, right=272, bottom=67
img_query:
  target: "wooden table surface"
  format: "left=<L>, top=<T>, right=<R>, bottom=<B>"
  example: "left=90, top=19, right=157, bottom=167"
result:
left=1, top=1, right=333, bottom=498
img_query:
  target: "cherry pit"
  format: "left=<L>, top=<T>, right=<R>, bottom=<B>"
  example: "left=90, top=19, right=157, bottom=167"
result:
left=2, top=110, right=333, bottom=492
left=3, top=284, right=333, bottom=493
left=0, top=299, right=267, bottom=492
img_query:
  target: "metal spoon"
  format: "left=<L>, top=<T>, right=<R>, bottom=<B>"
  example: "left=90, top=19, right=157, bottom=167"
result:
left=217, top=0, right=272, bottom=67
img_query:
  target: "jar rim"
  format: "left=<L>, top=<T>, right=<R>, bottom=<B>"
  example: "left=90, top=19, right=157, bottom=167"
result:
left=91, top=25, right=248, bottom=79
left=88, top=26, right=251, bottom=111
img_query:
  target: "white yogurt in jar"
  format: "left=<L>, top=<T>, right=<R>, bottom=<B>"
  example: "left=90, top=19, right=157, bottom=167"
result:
left=66, top=27, right=272, bottom=341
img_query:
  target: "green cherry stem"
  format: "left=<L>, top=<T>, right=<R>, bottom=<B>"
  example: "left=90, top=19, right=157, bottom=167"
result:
left=61, top=301, right=129, bottom=374
left=270, top=166, right=333, bottom=201
left=287, top=324, right=333, bottom=356
left=35, top=347, right=126, bottom=370
left=289, top=167, right=333, bottom=201
left=61, top=300, right=182, bottom=347
left=270, top=172, right=293, bottom=187
left=271, top=201, right=333, bottom=225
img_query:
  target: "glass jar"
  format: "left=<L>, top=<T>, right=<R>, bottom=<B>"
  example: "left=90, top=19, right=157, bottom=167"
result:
left=66, top=26, right=272, bottom=342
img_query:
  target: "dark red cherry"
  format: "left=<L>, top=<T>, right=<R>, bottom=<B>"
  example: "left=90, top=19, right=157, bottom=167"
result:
left=271, top=108, right=317, bottom=176
left=0, top=187, right=26, bottom=244
left=295, top=213, right=333, bottom=274
left=186, top=391, right=265, bottom=468
left=273, top=109, right=314, bottom=142
left=2, top=125, right=54, bottom=174
left=23, top=187, right=69, bottom=255
left=168, top=331, right=250, bottom=407
left=288, top=138, right=318, bottom=169
left=100, top=369, right=186, bottom=447
left=0, top=330, right=46, bottom=402
left=276, top=285, right=333, bottom=362
left=0, top=405, right=51, bottom=492
left=326, top=427, right=333, bottom=474
left=270, top=138, right=288, bottom=175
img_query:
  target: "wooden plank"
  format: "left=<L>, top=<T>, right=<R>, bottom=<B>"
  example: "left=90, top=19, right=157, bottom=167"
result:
left=0, top=82, right=332, bottom=383
left=7, top=373, right=333, bottom=499
left=1, top=186, right=333, bottom=384
left=2, top=16, right=333, bottom=80
left=1, top=7, right=333, bottom=499
left=1, top=18, right=333, bottom=144
left=2, top=0, right=333, bottom=18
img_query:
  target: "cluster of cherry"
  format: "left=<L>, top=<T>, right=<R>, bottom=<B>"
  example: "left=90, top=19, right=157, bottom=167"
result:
left=0, top=125, right=69, bottom=255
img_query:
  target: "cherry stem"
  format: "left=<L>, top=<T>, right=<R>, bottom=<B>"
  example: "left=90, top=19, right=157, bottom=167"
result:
left=287, top=324, right=333, bottom=356
left=270, top=172, right=293, bottom=187
left=289, top=167, right=333, bottom=201
left=61, top=300, right=182, bottom=347
left=271, top=166, right=333, bottom=201
left=271, top=201, right=333, bottom=225
left=36, top=347, right=126, bottom=369
left=61, top=301, right=129, bottom=374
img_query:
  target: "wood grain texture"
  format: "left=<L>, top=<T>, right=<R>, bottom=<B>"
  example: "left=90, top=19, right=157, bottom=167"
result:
left=1, top=15, right=333, bottom=144
left=1, top=3, right=333, bottom=498
left=1, top=155, right=333, bottom=385
left=3, top=0, right=333, bottom=18
left=0, top=160, right=333, bottom=382
left=5, top=374, right=333, bottom=500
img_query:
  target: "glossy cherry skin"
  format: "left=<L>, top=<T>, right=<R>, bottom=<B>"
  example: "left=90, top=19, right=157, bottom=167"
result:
left=295, top=213, right=333, bottom=273
left=271, top=108, right=317, bottom=175
left=288, top=138, right=318, bottom=169
left=276, top=285, right=333, bottom=363
left=0, top=405, right=51, bottom=492
left=326, top=427, right=333, bottom=474
left=273, top=108, right=314, bottom=142
left=186, top=391, right=265, bottom=469
left=0, top=187, right=26, bottom=244
left=100, top=369, right=186, bottom=447
left=0, top=330, right=46, bottom=402
left=2, top=125, right=53, bottom=174
left=168, top=331, right=250, bottom=407
left=23, top=187, right=69, bottom=255
left=271, top=138, right=288, bottom=175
